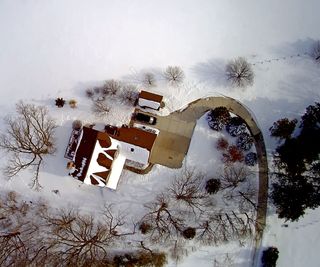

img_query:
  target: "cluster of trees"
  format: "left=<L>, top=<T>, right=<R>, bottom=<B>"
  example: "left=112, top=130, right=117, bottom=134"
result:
left=138, top=166, right=257, bottom=255
left=0, top=191, right=167, bottom=267
left=207, top=107, right=257, bottom=167
left=270, top=102, right=320, bottom=221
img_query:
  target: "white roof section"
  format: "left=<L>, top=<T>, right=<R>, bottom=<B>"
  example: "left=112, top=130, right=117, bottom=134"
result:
left=138, top=98, right=161, bottom=110
left=106, top=153, right=126, bottom=190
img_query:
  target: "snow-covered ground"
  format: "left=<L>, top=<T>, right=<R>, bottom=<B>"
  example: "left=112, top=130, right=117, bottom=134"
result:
left=0, top=0, right=320, bottom=266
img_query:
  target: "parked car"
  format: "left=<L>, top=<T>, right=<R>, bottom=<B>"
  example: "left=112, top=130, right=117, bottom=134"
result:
left=134, top=112, right=157, bottom=125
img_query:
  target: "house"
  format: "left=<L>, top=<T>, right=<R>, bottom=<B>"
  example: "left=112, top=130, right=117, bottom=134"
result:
left=66, top=125, right=157, bottom=190
left=138, top=90, right=163, bottom=110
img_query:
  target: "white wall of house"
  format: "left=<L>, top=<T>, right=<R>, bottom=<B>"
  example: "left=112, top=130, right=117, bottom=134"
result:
left=138, top=98, right=160, bottom=110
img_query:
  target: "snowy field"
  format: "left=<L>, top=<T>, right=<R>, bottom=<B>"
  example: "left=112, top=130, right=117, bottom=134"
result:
left=0, top=0, right=320, bottom=266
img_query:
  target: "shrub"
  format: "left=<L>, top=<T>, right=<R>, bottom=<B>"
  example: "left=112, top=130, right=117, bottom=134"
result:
left=91, top=100, right=110, bottom=117
left=55, top=97, right=65, bottom=108
left=311, top=40, right=320, bottom=63
left=216, top=137, right=229, bottom=150
left=237, top=133, right=254, bottom=151
left=163, top=66, right=185, bottom=84
left=102, top=79, right=121, bottom=95
left=120, top=85, right=139, bottom=105
left=225, top=57, right=254, bottom=87
left=182, top=227, right=196, bottom=240
left=223, top=145, right=244, bottom=163
left=85, top=88, right=94, bottom=98
left=207, top=107, right=231, bottom=131
left=261, top=247, right=279, bottom=267
left=205, top=178, right=221, bottom=194
left=269, top=118, right=298, bottom=140
left=72, top=120, right=82, bottom=131
left=143, top=72, right=156, bottom=87
left=69, top=99, right=77, bottom=108
left=226, top=117, right=247, bottom=137
left=245, top=152, right=258, bottom=166
left=139, top=222, right=152, bottom=234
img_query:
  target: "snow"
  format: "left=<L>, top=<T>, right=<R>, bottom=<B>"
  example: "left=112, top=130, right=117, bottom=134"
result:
left=107, top=153, right=126, bottom=190
left=138, top=98, right=161, bottom=110
left=0, top=0, right=320, bottom=266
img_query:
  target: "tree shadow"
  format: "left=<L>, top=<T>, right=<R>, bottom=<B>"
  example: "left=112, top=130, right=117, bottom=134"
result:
left=191, top=58, right=229, bottom=88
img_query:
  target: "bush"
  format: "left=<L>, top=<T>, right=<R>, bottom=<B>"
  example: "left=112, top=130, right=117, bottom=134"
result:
left=311, top=40, right=320, bottom=63
left=207, top=107, right=231, bottom=131
left=226, top=57, right=254, bottom=87
left=143, top=72, right=156, bottom=87
left=102, top=79, right=121, bottom=95
left=85, top=89, right=94, bottom=98
left=182, top=227, right=196, bottom=240
left=222, top=145, right=244, bottom=164
left=55, top=98, right=65, bottom=108
left=139, top=222, right=152, bottom=234
left=269, top=118, right=297, bottom=140
left=120, top=85, right=139, bottom=105
left=226, top=117, right=247, bottom=137
left=72, top=120, right=82, bottom=131
left=91, top=100, right=110, bottom=117
left=205, top=178, right=221, bottom=194
left=245, top=152, right=257, bottom=166
left=69, top=99, right=77, bottom=108
left=113, top=251, right=167, bottom=267
left=236, top=133, right=254, bottom=151
left=261, top=247, right=279, bottom=267
left=216, top=137, right=229, bottom=151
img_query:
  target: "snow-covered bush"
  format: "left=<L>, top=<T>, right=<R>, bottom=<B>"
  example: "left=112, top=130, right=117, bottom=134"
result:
left=226, top=116, right=247, bottom=137
left=55, top=97, right=65, bottom=107
left=143, top=72, right=156, bottom=87
left=163, top=66, right=185, bottom=85
left=207, top=107, right=231, bottom=131
left=102, top=79, right=122, bottom=96
left=69, top=99, right=77, bottom=108
left=72, top=120, right=82, bottom=130
left=261, top=247, right=279, bottom=267
left=205, top=178, right=221, bottom=194
left=216, top=137, right=229, bottom=150
left=91, top=100, right=111, bottom=117
left=245, top=152, right=258, bottom=166
left=311, top=40, right=320, bottom=63
left=85, top=88, right=94, bottom=99
left=225, top=57, right=254, bottom=87
left=120, top=84, right=139, bottom=105
left=182, top=227, right=196, bottom=240
left=237, top=132, right=254, bottom=151
left=222, top=145, right=244, bottom=164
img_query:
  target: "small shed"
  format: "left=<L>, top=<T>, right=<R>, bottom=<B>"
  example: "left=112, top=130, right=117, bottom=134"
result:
left=138, top=90, right=163, bottom=110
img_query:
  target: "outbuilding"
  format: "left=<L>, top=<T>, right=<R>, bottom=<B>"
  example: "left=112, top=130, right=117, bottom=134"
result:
left=138, top=90, right=163, bottom=110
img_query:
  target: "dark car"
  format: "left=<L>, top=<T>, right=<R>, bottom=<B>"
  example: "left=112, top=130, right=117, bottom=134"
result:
left=134, top=112, right=157, bottom=125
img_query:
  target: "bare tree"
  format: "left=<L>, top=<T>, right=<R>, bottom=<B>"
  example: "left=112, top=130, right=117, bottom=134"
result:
left=219, top=163, right=252, bottom=190
left=91, top=100, right=111, bottom=117
left=0, top=191, right=50, bottom=266
left=168, top=168, right=209, bottom=214
left=143, top=72, right=156, bottom=87
left=43, top=204, right=131, bottom=266
left=311, top=40, right=320, bottom=63
left=120, top=84, right=139, bottom=105
left=225, top=57, right=254, bottom=87
left=163, top=66, right=185, bottom=85
left=102, top=79, right=122, bottom=96
left=140, top=194, right=185, bottom=243
left=0, top=102, right=56, bottom=189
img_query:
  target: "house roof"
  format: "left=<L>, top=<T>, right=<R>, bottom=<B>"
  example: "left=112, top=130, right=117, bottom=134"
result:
left=139, top=90, right=163, bottom=103
left=109, top=126, right=157, bottom=151
left=71, top=127, right=116, bottom=185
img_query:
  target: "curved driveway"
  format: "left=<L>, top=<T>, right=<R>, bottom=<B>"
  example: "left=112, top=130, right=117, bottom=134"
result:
left=135, top=96, right=268, bottom=265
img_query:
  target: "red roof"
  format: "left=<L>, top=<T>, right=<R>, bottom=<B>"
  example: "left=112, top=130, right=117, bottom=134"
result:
left=139, top=90, right=163, bottom=103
